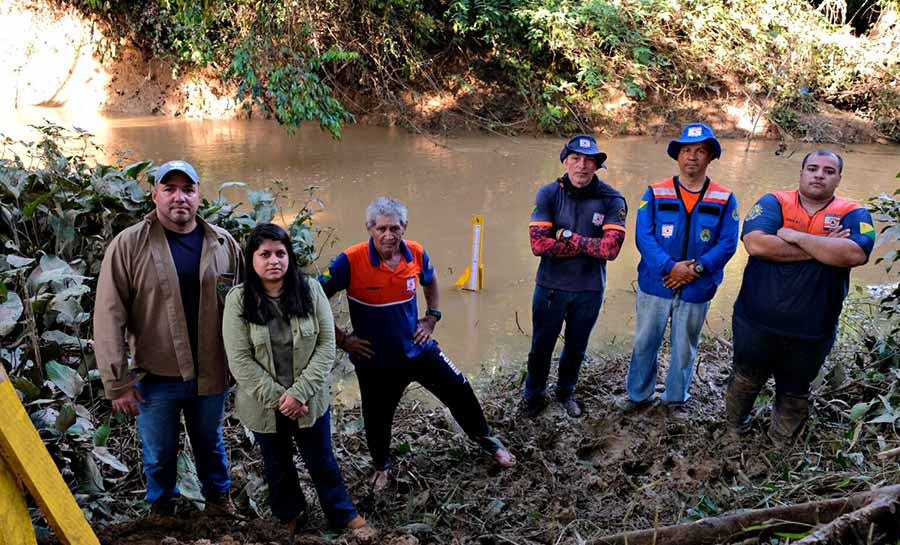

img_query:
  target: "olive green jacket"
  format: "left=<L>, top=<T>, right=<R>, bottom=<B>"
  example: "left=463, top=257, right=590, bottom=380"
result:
left=222, top=279, right=335, bottom=433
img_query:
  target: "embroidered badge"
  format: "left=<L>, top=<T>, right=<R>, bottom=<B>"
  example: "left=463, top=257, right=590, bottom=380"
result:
left=639, top=200, right=648, bottom=210
left=860, top=222, right=876, bottom=240
left=661, top=224, right=674, bottom=238
left=579, top=138, right=591, bottom=148
left=592, top=212, right=605, bottom=226
left=732, top=208, right=740, bottom=221
left=745, top=204, right=763, bottom=221
left=618, top=207, right=627, bottom=220
left=687, top=126, right=703, bottom=137
left=406, top=277, right=417, bottom=293
left=699, top=228, right=711, bottom=242
left=823, top=214, right=841, bottom=231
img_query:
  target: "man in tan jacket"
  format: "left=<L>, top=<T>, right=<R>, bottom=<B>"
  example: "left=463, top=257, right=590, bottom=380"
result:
left=93, top=160, right=241, bottom=515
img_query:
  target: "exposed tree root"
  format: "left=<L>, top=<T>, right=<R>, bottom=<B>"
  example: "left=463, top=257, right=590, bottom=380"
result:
left=591, top=484, right=900, bottom=545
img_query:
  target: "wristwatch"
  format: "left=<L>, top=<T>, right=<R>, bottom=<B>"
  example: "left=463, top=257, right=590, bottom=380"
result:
left=425, top=309, right=442, bottom=322
left=692, top=262, right=705, bottom=274
left=557, top=229, right=573, bottom=241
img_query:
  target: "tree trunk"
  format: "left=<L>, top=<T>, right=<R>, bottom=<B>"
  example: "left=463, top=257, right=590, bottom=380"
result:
left=591, top=484, right=900, bottom=545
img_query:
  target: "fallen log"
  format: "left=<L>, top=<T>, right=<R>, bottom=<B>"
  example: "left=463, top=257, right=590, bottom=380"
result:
left=591, top=484, right=900, bottom=545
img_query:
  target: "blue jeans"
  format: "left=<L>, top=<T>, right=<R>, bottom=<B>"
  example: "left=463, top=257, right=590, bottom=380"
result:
left=135, top=378, right=230, bottom=504
left=253, top=409, right=358, bottom=528
left=525, top=285, right=604, bottom=402
left=626, top=289, right=710, bottom=404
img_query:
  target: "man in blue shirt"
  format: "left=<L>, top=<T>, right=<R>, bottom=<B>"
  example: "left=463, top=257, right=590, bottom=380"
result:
left=320, top=197, right=515, bottom=492
left=620, top=123, right=739, bottom=412
left=726, top=149, right=874, bottom=447
left=524, top=134, right=627, bottom=418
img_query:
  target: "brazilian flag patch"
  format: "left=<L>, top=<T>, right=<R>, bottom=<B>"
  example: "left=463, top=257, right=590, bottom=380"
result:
left=638, top=200, right=647, bottom=210
left=860, top=222, right=876, bottom=241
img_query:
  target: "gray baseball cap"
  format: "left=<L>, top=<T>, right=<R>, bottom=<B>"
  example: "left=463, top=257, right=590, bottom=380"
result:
left=154, top=160, right=200, bottom=184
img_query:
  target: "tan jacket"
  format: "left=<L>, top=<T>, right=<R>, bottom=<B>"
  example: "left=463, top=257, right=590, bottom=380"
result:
left=93, top=212, right=242, bottom=399
left=222, top=281, right=335, bottom=433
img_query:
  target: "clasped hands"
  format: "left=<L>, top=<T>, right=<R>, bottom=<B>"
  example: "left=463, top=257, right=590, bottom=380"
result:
left=663, top=260, right=699, bottom=290
left=278, top=392, right=308, bottom=420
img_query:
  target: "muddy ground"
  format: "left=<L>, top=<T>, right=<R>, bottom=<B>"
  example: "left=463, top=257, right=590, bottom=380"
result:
left=45, top=335, right=898, bottom=545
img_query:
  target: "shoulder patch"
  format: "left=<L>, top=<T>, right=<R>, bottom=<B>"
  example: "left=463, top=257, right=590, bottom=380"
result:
left=618, top=207, right=627, bottom=220
left=639, top=200, right=648, bottom=210
left=860, top=222, right=876, bottom=240
left=732, top=208, right=740, bottom=221
left=745, top=204, right=763, bottom=221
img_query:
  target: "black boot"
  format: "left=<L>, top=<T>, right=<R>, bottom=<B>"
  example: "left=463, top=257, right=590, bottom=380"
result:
left=724, top=371, right=766, bottom=435
left=769, top=393, right=809, bottom=448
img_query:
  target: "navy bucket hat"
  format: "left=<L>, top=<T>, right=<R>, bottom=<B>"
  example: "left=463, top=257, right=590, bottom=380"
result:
left=560, top=134, right=607, bottom=168
left=154, top=160, right=200, bottom=184
left=667, top=123, right=722, bottom=161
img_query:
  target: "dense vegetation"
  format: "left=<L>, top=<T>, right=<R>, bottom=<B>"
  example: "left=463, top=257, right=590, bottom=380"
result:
left=57, top=0, right=900, bottom=140
left=0, top=123, right=320, bottom=519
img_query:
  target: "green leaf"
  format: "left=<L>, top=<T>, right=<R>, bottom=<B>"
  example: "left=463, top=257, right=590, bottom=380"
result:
left=23, top=191, right=54, bottom=218
left=849, top=401, right=873, bottom=422
left=55, top=403, right=77, bottom=433
left=6, top=255, right=35, bottom=268
left=76, top=452, right=105, bottom=494
left=0, top=291, right=23, bottom=336
left=10, top=376, right=41, bottom=401
left=92, top=446, right=129, bottom=473
left=42, top=329, right=87, bottom=349
left=176, top=452, right=204, bottom=501
left=124, top=160, right=153, bottom=179
left=46, top=360, right=84, bottom=398
left=94, top=424, right=111, bottom=447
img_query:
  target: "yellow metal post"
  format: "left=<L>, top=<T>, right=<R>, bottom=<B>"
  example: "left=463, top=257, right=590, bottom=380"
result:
left=0, top=451, right=37, bottom=545
left=0, top=366, right=99, bottom=545
left=455, top=215, right=485, bottom=291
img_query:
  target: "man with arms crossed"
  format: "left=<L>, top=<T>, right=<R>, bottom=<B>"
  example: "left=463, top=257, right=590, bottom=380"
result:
left=726, top=149, right=874, bottom=446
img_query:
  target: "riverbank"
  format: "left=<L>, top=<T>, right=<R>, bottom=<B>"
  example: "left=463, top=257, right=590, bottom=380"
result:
left=3, top=0, right=897, bottom=144
left=67, top=336, right=900, bottom=545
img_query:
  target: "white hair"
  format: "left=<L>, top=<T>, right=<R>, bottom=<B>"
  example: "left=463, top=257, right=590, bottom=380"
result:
left=366, top=197, right=408, bottom=228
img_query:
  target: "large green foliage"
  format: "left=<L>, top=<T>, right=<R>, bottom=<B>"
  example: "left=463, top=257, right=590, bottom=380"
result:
left=62, top=0, right=900, bottom=138
left=0, top=122, right=320, bottom=510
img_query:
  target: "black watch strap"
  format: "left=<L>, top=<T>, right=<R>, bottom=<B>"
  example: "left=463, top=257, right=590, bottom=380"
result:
left=425, top=309, right=442, bottom=322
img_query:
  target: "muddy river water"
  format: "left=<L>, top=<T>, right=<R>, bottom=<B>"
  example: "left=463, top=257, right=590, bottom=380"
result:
left=6, top=111, right=900, bottom=387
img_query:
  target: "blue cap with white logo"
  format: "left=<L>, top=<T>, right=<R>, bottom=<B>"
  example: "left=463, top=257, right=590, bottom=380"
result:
left=560, top=134, right=607, bottom=167
left=154, top=160, right=200, bottom=184
left=667, top=123, right=722, bottom=161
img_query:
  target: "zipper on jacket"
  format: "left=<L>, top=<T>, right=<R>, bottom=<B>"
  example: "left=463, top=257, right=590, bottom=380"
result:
left=672, top=176, right=710, bottom=261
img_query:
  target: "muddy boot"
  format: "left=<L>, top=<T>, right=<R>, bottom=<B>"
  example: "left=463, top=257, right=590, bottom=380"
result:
left=724, top=371, right=766, bottom=436
left=768, top=393, right=809, bottom=449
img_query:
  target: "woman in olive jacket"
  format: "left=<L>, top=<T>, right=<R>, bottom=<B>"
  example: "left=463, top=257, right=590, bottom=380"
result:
left=223, top=223, right=373, bottom=540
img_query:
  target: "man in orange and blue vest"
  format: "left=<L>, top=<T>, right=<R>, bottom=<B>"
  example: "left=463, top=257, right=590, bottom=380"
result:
left=320, top=197, right=515, bottom=493
left=620, top=123, right=739, bottom=412
left=726, top=149, right=874, bottom=447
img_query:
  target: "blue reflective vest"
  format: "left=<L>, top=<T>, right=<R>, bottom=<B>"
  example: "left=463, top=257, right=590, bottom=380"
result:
left=635, top=177, right=739, bottom=303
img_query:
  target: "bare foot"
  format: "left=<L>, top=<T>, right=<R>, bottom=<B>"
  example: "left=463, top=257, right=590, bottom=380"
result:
left=494, top=447, right=517, bottom=468
left=347, top=515, right=378, bottom=542
left=369, top=469, right=391, bottom=493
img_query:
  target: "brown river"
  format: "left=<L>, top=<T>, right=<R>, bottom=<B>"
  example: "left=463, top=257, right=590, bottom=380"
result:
left=6, top=111, right=900, bottom=394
